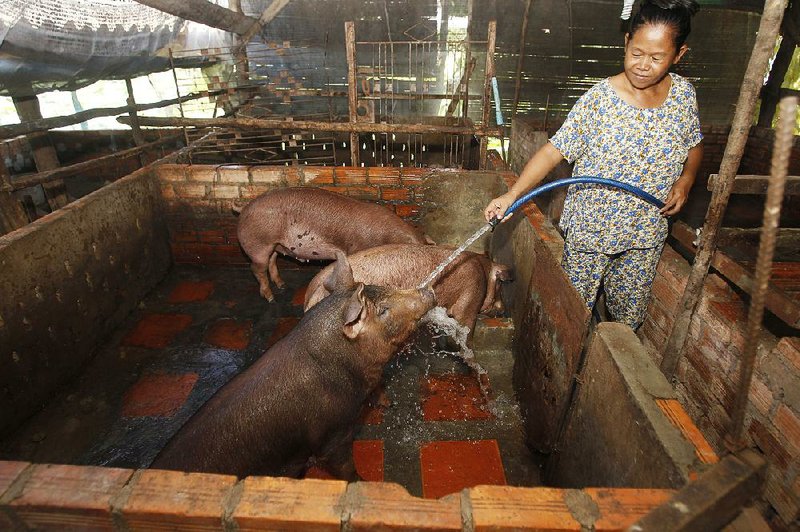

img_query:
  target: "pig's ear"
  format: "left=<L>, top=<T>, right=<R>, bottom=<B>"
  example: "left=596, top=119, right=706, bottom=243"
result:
left=324, top=251, right=355, bottom=293
left=342, top=283, right=366, bottom=339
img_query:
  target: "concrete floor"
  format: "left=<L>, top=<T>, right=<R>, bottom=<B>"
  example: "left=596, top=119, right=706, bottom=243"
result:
left=0, top=261, right=540, bottom=498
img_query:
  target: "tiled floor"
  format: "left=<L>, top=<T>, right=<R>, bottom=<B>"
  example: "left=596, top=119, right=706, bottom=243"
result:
left=0, top=263, right=541, bottom=498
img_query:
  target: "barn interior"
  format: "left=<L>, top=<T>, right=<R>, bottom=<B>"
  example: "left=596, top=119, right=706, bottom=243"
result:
left=0, top=0, right=798, bottom=530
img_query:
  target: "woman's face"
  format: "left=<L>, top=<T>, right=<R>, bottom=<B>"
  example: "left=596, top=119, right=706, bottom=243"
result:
left=624, top=23, right=688, bottom=90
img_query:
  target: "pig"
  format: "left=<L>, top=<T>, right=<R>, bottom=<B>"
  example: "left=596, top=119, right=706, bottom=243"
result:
left=236, top=187, right=432, bottom=301
left=304, top=244, right=512, bottom=338
left=151, top=252, right=435, bottom=479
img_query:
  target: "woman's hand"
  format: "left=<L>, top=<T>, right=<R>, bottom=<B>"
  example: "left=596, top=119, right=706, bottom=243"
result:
left=660, top=176, right=693, bottom=216
left=484, top=193, right=516, bottom=223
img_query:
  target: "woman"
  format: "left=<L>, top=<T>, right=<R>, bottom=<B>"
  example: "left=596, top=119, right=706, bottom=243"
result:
left=484, top=0, right=703, bottom=329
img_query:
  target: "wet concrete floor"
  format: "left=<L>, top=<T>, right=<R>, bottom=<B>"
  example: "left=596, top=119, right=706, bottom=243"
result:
left=0, top=262, right=541, bottom=498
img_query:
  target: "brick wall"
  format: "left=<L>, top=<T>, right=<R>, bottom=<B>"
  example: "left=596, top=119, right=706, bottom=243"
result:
left=0, top=460, right=678, bottom=530
left=638, top=246, right=800, bottom=527
left=153, top=164, right=431, bottom=265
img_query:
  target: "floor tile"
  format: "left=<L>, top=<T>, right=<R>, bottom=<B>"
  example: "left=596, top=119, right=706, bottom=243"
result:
left=204, top=318, right=252, bottom=351
left=167, top=280, right=215, bottom=303
left=122, top=373, right=199, bottom=417
left=420, top=440, right=506, bottom=499
left=122, top=313, right=193, bottom=349
left=421, top=373, right=493, bottom=422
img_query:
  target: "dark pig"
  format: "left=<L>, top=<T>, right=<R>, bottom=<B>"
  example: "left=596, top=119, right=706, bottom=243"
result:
left=304, top=244, right=512, bottom=337
left=237, top=187, right=431, bottom=300
left=151, top=252, right=435, bottom=479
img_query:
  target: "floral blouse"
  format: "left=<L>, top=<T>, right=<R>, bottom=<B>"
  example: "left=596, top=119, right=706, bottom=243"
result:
left=550, top=73, right=703, bottom=254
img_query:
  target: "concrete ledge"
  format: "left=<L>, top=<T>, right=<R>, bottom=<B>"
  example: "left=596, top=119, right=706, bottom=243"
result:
left=550, top=323, right=716, bottom=488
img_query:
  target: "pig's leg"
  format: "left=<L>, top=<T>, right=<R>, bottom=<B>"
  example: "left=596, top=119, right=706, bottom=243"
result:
left=450, top=295, right=481, bottom=343
left=250, top=246, right=275, bottom=301
left=268, top=250, right=285, bottom=290
left=317, top=429, right=360, bottom=481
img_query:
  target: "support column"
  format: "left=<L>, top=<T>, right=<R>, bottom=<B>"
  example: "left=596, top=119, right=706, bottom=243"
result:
left=345, top=21, right=360, bottom=166
left=479, top=21, right=497, bottom=170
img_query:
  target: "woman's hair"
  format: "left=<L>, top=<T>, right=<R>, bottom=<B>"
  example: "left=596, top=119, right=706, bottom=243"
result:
left=629, top=0, right=700, bottom=49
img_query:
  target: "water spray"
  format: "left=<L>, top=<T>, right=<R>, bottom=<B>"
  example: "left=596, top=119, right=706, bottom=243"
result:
left=418, top=176, right=666, bottom=288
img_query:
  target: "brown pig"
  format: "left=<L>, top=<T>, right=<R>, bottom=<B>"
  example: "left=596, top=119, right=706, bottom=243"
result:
left=304, top=244, right=512, bottom=337
left=237, top=187, right=431, bottom=301
left=151, top=252, right=435, bottom=479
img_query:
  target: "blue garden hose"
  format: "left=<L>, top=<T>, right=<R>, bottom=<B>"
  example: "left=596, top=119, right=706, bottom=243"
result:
left=490, top=176, right=665, bottom=227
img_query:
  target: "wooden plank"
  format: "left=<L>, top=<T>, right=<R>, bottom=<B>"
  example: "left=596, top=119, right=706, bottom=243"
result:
left=345, top=21, right=359, bottom=167
left=671, top=221, right=800, bottom=328
left=631, top=450, right=766, bottom=531
left=479, top=21, right=496, bottom=170
left=707, top=174, right=800, bottom=195
left=133, top=0, right=257, bottom=34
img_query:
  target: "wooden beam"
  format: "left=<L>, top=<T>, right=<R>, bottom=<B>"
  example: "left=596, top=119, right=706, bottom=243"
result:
left=707, top=173, right=800, bottom=195
left=125, top=79, right=146, bottom=148
left=479, top=21, right=497, bottom=170
left=133, top=0, right=257, bottom=34
left=631, top=450, right=766, bottom=531
left=445, top=57, right=477, bottom=118
left=12, top=92, right=68, bottom=210
left=660, top=0, right=787, bottom=378
left=9, top=135, right=182, bottom=190
left=512, top=0, right=533, bottom=119
left=0, top=90, right=222, bottom=140
left=117, top=115, right=502, bottom=137
left=671, top=221, right=800, bottom=328
left=238, top=0, right=291, bottom=48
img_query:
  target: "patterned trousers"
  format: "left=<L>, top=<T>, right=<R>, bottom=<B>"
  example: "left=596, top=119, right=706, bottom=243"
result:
left=561, top=237, right=664, bottom=329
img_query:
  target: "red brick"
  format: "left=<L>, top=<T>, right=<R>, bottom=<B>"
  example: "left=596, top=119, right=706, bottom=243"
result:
left=122, top=469, right=236, bottom=529
left=154, top=164, right=187, bottom=182
left=335, top=167, right=368, bottom=184
left=173, top=182, right=208, bottom=198
left=232, top=476, right=346, bottom=531
left=420, top=440, right=506, bottom=499
left=342, top=185, right=379, bottom=199
left=160, top=183, right=176, bottom=199
left=399, top=167, right=428, bottom=182
left=122, top=372, right=199, bottom=417
left=267, top=317, right=300, bottom=347
left=395, top=204, right=421, bottom=218
left=0, top=461, right=29, bottom=497
left=168, top=280, right=215, bottom=303
left=468, top=486, right=580, bottom=531
left=9, top=464, right=132, bottom=531
left=748, top=418, right=792, bottom=469
left=353, top=440, right=384, bottom=482
left=380, top=187, right=411, bottom=201
left=303, top=167, right=335, bottom=184
left=240, top=184, right=275, bottom=199
left=584, top=488, right=673, bottom=531
left=198, top=229, right=226, bottom=244
left=122, top=313, right=193, bottom=349
left=205, top=318, right=252, bottom=351
left=421, top=374, right=493, bottom=422
left=285, top=166, right=303, bottom=185
left=346, top=482, right=461, bottom=531
left=186, top=165, right=216, bottom=182
left=655, top=398, right=718, bottom=464
left=217, top=165, right=250, bottom=183
left=773, top=405, right=800, bottom=456
left=172, top=229, right=198, bottom=243
left=776, top=337, right=800, bottom=372
left=250, top=166, right=284, bottom=185
left=210, top=184, right=241, bottom=199
left=367, top=167, right=401, bottom=185
left=749, top=376, right=774, bottom=417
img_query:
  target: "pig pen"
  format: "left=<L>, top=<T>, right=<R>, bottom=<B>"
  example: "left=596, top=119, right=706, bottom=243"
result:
left=0, top=162, right=719, bottom=529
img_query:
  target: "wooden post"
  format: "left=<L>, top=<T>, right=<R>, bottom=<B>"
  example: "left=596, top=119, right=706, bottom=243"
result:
left=11, top=90, right=68, bottom=210
left=660, top=0, right=786, bottom=379
left=125, top=78, right=146, bottom=148
left=512, top=0, right=533, bottom=119
left=0, top=162, right=28, bottom=235
left=479, top=21, right=497, bottom=170
left=345, top=21, right=360, bottom=166
left=757, top=0, right=799, bottom=127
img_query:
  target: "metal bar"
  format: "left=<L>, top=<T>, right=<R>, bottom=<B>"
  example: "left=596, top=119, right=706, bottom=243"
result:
left=479, top=21, right=497, bottom=170
left=659, top=0, right=786, bottom=379
left=345, top=21, right=360, bottom=166
left=727, top=96, right=797, bottom=449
